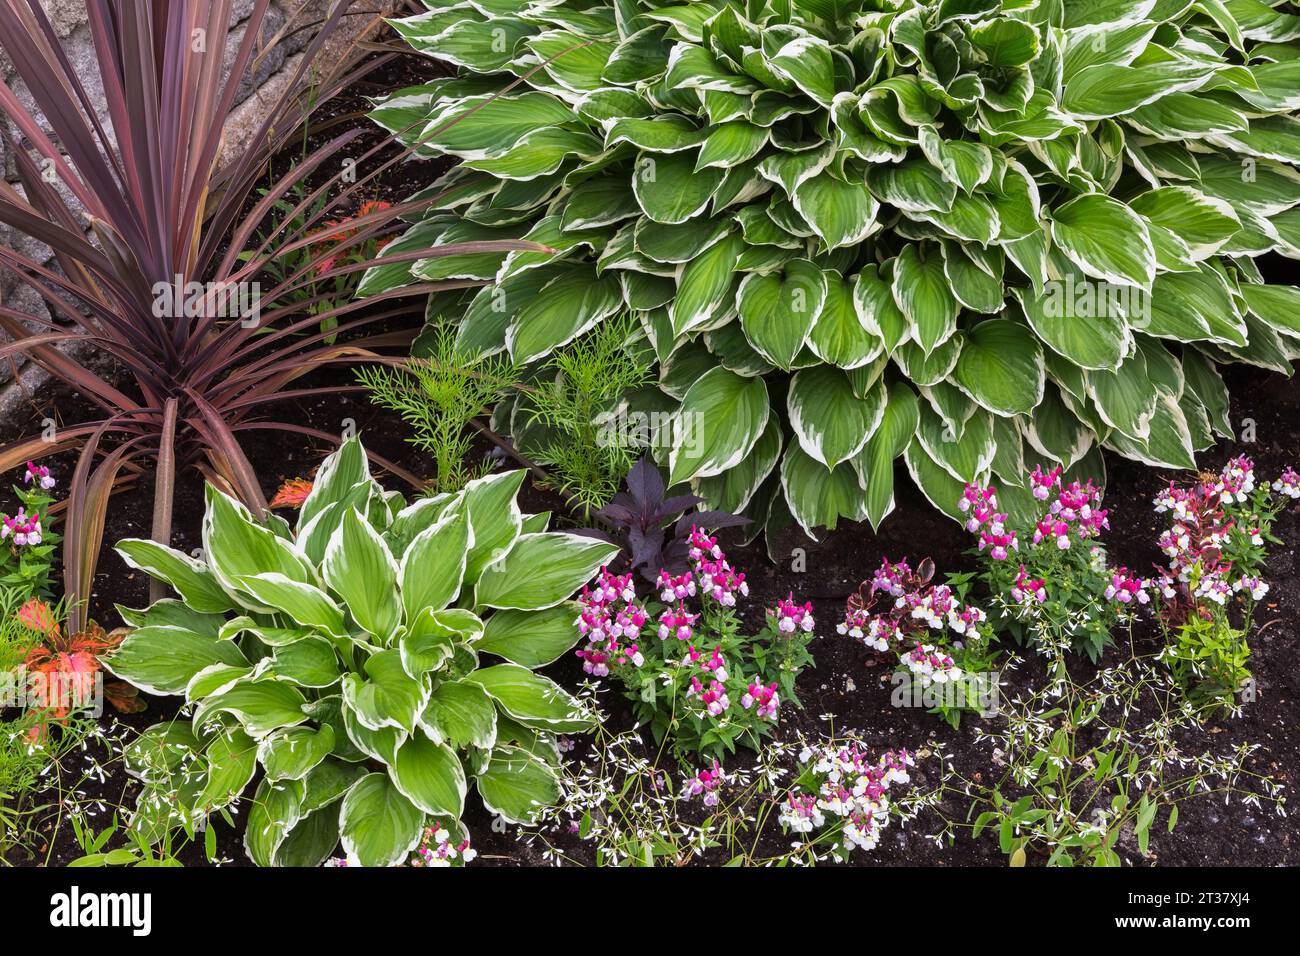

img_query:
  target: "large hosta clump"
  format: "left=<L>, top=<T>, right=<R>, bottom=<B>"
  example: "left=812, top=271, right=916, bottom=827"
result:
left=104, top=439, right=618, bottom=866
left=369, top=0, right=1300, bottom=534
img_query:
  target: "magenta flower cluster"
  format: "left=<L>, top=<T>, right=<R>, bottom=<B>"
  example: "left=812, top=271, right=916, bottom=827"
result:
left=1151, top=456, right=1278, bottom=609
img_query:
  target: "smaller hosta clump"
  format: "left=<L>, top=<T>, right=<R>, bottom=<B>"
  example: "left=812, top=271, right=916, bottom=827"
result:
left=105, top=438, right=620, bottom=867
left=778, top=741, right=914, bottom=862
left=963, top=468, right=1138, bottom=661
left=575, top=528, right=814, bottom=760
left=0, top=462, right=62, bottom=604
left=1151, top=456, right=1293, bottom=710
left=838, top=558, right=995, bottom=728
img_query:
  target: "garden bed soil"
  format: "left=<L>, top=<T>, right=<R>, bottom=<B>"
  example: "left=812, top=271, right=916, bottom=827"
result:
left=5, top=358, right=1298, bottom=868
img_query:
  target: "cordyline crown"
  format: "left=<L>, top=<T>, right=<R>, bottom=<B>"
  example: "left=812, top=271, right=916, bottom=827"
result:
left=0, top=0, right=540, bottom=628
left=368, top=0, right=1300, bottom=542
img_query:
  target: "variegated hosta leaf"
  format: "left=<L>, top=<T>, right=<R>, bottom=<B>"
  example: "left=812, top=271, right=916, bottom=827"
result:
left=369, top=0, right=1300, bottom=535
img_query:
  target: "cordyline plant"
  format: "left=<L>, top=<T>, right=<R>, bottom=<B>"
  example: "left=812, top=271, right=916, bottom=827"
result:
left=0, top=0, right=538, bottom=630
left=367, top=0, right=1300, bottom=540
left=104, top=438, right=620, bottom=866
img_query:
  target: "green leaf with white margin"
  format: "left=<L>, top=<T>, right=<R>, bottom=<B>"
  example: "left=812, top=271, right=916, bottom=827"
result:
left=390, top=737, right=466, bottom=817
left=808, top=271, right=884, bottom=369
left=192, top=678, right=310, bottom=739
left=506, top=267, right=624, bottom=363
left=788, top=365, right=885, bottom=468
left=1086, top=349, right=1158, bottom=440
left=339, top=773, right=425, bottom=867
left=737, top=259, right=827, bottom=369
left=464, top=126, right=603, bottom=180
left=244, top=777, right=304, bottom=867
left=475, top=602, right=583, bottom=667
left=780, top=445, right=868, bottom=537
left=892, top=246, right=959, bottom=354
left=766, top=36, right=837, bottom=107
left=633, top=151, right=725, bottom=224
left=916, top=404, right=997, bottom=484
left=1140, top=267, right=1247, bottom=346
left=605, top=114, right=704, bottom=152
left=793, top=172, right=881, bottom=250
left=273, top=636, right=342, bottom=689
left=866, top=159, right=956, bottom=213
left=461, top=470, right=526, bottom=583
left=1049, top=194, right=1155, bottom=289
left=114, top=540, right=232, bottom=613
left=1015, top=281, right=1130, bottom=371
left=903, top=438, right=971, bottom=523
left=410, top=15, right=538, bottom=73
left=1182, top=350, right=1232, bottom=438
left=195, top=728, right=258, bottom=813
left=323, top=509, right=402, bottom=641
left=1241, top=284, right=1300, bottom=340
left=952, top=319, right=1045, bottom=416
left=260, top=725, right=335, bottom=783
left=696, top=121, right=768, bottom=169
left=695, top=415, right=783, bottom=514
left=475, top=746, right=561, bottom=824
left=202, top=484, right=318, bottom=612
left=1061, top=61, right=1217, bottom=121
left=465, top=663, right=593, bottom=733
left=104, top=626, right=248, bottom=696
left=273, top=807, right=343, bottom=868
left=668, top=366, right=770, bottom=483
left=234, top=573, right=347, bottom=639
left=854, top=264, right=909, bottom=353
left=1024, top=386, right=1095, bottom=469
left=1105, top=391, right=1197, bottom=470
left=671, top=233, right=743, bottom=336
left=422, top=92, right=579, bottom=160
left=941, top=241, right=1004, bottom=314
left=344, top=649, right=428, bottom=734
left=854, top=382, right=921, bottom=530
left=399, top=507, right=470, bottom=621
left=1128, top=186, right=1241, bottom=261
left=474, top=534, right=619, bottom=611
left=422, top=680, right=498, bottom=751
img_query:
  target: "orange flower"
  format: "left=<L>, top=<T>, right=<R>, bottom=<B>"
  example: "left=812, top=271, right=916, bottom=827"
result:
left=310, top=200, right=393, bottom=277
left=270, top=477, right=314, bottom=510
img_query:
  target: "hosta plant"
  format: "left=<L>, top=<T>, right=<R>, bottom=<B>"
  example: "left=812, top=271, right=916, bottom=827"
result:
left=103, top=439, right=620, bottom=867
left=368, top=0, right=1300, bottom=538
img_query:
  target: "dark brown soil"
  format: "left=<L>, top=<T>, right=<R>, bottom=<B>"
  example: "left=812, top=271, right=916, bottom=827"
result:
left=7, top=354, right=1297, bottom=868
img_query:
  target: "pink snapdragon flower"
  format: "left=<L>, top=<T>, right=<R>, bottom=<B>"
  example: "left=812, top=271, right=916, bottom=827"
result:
left=24, top=461, right=55, bottom=490
left=688, top=676, right=730, bottom=717
left=1, top=508, right=42, bottom=547
left=656, top=570, right=695, bottom=602
left=741, top=680, right=779, bottom=720
left=657, top=603, right=699, bottom=641
left=1029, top=464, right=1061, bottom=501
left=682, top=760, right=726, bottom=806
left=771, top=594, right=815, bottom=633
left=1010, top=565, right=1046, bottom=604
left=1271, top=467, right=1300, bottom=499
left=1104, top=567, right=1149, bottom=605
